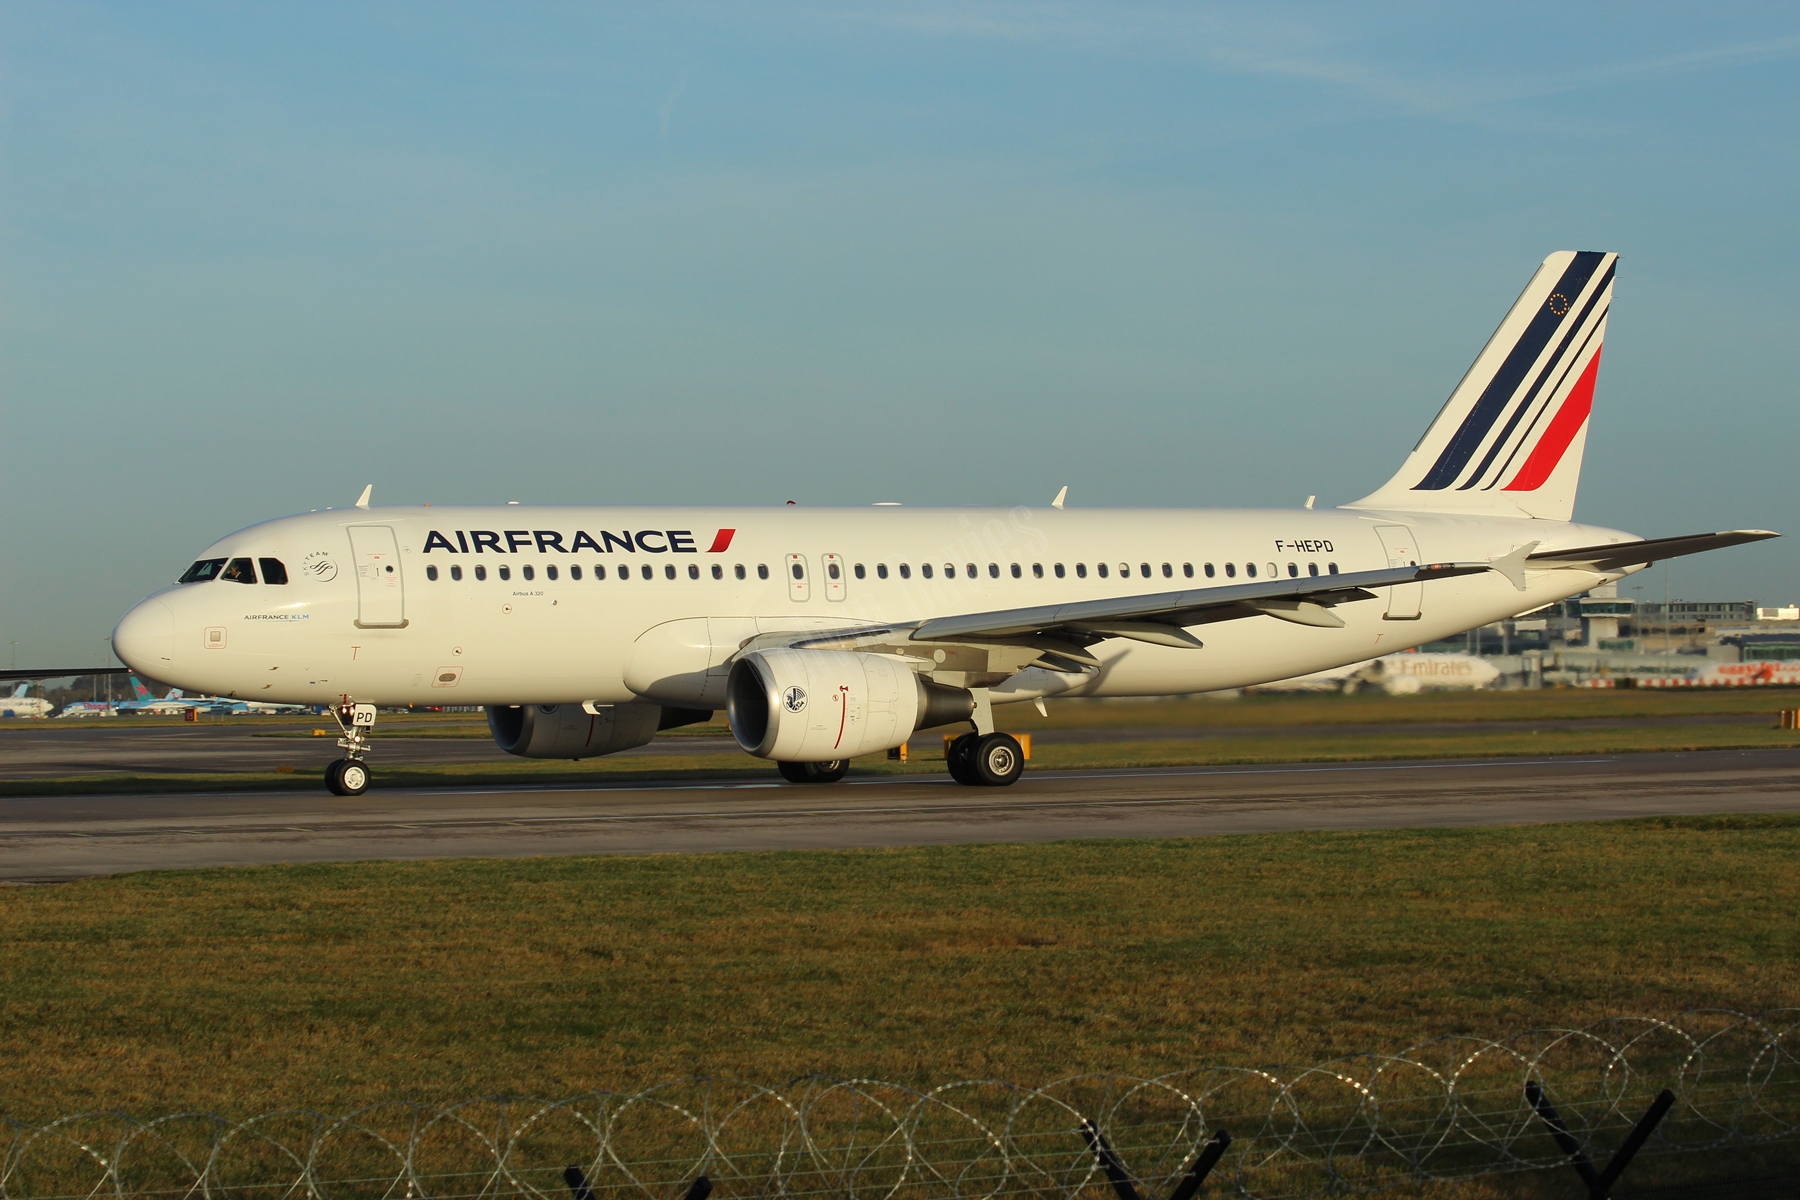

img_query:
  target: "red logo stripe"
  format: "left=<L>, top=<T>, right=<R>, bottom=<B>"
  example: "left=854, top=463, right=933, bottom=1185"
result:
left=705, top=528, right=735, bottom=553
left=1503, top=346, right=1602, bottom=492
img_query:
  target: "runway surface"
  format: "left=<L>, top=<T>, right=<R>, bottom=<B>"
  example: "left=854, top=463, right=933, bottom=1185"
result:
left=3, top=747, right=1797, bottom=882
left=0, top=712, right=1773, bottom=779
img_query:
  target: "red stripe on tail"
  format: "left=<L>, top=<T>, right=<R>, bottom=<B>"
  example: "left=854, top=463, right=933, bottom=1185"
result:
left=705, top=528, right=735, bottom=553
left=1503, top=346, right=1601, bottom=492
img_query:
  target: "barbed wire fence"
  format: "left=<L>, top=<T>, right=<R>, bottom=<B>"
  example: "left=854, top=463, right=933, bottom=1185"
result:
left=4, top=1009, right=1797, bottom=1200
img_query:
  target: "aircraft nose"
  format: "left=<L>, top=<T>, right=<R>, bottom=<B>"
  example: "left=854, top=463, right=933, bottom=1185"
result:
left=113, top=599, right=175, bottom=673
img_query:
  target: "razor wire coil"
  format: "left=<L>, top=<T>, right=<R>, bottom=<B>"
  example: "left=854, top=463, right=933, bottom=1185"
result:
left=4, top=1008, right=1797, bottom=1200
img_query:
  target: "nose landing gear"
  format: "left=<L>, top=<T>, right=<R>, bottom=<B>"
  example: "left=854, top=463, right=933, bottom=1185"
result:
left=324, top=699, right=377, bottom=796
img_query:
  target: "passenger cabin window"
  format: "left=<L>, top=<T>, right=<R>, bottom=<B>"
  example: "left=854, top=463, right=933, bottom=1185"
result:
left=221, top=558, right=257, bottom=584
left=595, top=565, right=606, bottom=580
left=1097, top=562, right=1108, bottom=578
left=1010, top=563, right=1022, bottom=578
left=642, top=565, right=653, bottom=580
left=1204, top=563, right=1215, bottom=578
left=499, top=566, right=511, bottom=581
left=1225, top=563, right=1236, bottom=578
left=1162, top=563, right=1173, bottom=578
left=1076, top=563, right=1088, bottom=578
left=988, top=563, right=999, bottom=578
left=689, top=564, right=700, bottom=579
left=451, top=565, right=463, bottom=581
left=570, top=565, right=581, bottom=580
left=522, top=565, right=535, bottom=581
left=1267, top=562, right=1278, bottom=578
left=966, top=563, right=976, bottom=578
left=1328, top=562, right=1339, bottom=574
left=922, top=563, right=934, bottom=579
left=1032, top=563, right=1044, bottom=578
left=943, top=564, right=954, bottom=578
left=259, top=558, right=288, bottom=585
left=1054, top=563, right=1066, bottom=578
left=1182, top=563, right=1193, bottom=578
left=877, top=564, right=889, bottom=579
left=180, top=559, right=227, bottom=584
left=854, top=564, right=866, bottom=579
left=899, top=564, right=911, bottom=579
left=475, top=565, right=488, bottom=581
left=1141, top=563, right=1151, bottom=578
left=758, top=564, right=770, bottom=580
left=545, top=565, right=558, bottom=581
left=1245, top=563, right=1256, bottom=578
left=1308, top=562, right=1319, bottom=577
left=735, top=564, right=747, bottom=580
left=665, top=564, right=677, bottom=580
left=712, top=564, right=723, bottom=580
left=1287, top=563, right=1298, bottom=577
left=426, top=565, right=439, bottom=581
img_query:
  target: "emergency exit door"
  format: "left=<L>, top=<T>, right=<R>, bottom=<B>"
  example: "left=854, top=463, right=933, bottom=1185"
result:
left=348, top=525, right=407, bottom=628
left=1374, top=525, right=1423, bottom=621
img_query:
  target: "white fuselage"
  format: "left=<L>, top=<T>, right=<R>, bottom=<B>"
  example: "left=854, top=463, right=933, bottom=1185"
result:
left=112, top=504, right=1625, bottom=712
left=1, top=695, right=55, bottom=718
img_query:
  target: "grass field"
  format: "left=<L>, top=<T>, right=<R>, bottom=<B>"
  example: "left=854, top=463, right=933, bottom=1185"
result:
left=2, top=814, right=1796, bottom=1122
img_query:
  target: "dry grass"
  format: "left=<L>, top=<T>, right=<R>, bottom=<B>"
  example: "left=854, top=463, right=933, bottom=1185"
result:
left=1, top=814, right=1796, bottom=1124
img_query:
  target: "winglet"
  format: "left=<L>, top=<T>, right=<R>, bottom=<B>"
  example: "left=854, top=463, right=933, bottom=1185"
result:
left=355, top=484, right=372, bottom=509
left=1489, top=541, right=1539, bottom=591
left=1051, top=486, right=1068, bottom=510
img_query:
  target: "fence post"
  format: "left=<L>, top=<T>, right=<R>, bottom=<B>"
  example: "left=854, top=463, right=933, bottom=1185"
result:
left=1524, top=1080, right=1675, bottom=1199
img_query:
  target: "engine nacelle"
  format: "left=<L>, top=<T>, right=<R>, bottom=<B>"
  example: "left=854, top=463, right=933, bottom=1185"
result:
left=487, top=702, right=709, bottom=759
left=727, top=649, right=974, bottom=761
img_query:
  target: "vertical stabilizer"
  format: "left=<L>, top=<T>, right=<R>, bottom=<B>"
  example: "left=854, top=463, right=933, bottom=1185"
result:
left=1345, top=251, right=1616, bottom=522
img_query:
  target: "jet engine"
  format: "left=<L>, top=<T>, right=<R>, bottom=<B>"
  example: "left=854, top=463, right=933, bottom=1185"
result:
left=487, top=702, right=711, bottom=759
left=727, top=649, right=974, bottom=761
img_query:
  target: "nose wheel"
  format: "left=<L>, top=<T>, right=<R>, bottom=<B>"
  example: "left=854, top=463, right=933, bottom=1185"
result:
left=325, top=758, right=370, bottom=795
left=324, top=698, right=377, bottom=795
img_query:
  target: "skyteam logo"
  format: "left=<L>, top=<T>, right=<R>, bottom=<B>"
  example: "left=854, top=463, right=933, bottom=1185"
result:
left=302, top=552, right=338, bottom=581
left=782, top=686, right=807, bottom=714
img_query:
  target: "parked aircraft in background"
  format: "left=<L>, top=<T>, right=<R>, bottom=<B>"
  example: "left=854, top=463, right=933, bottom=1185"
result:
left=110, top=251, right=1779, bottom=796
left=1254, top=651, right=1503, bottom=694
left=56, top=701, right=118, bottom=718
left=0, top=684, right=55, bottom=718
left=116, top=676, right=203, bottom=715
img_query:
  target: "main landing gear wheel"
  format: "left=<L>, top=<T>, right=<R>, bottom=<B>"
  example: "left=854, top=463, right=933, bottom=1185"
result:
left=777, top=760, right=849, bottom=784
left=971, top=732, right=1024, bottom=787
left=325, top=758, right=370, bottom=796
left=946, top=733, right=981, bottom=785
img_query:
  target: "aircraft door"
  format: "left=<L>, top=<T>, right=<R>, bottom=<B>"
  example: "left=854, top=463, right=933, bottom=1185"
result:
left=348, top=525, right=408, bottom=628
left=785, top=554, right=811, bottom=602
left=1374, top=525, right=1423, bottom=621
left=822, top=553, right=846, bottom=601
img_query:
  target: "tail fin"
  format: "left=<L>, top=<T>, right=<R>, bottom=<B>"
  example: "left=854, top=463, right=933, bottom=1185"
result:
left=1345, top=251, right=1616, bottom=522
left=167, top=689, right=183, bottom=700
left=129, top=676, right=151, bottom=701
left=10, top=684, right=25, bottom=699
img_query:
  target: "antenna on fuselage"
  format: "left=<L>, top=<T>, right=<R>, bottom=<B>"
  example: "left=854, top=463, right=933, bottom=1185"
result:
left=1051, top=486, right=1068, bottom=509
left=355, top=484, right=372, bottom=509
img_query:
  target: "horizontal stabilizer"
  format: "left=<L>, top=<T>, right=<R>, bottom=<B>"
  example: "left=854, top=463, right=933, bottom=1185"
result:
left=1529, top=530, right=1779, bottom=572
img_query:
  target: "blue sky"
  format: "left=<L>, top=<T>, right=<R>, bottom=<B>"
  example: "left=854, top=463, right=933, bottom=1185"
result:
left=4, top=2, right=1797, bottom=664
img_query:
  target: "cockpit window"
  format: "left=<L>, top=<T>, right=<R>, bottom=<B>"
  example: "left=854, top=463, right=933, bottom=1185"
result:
left=259, top=558, right=288, bottom=585
left=221, top=557, right=258, bottom=584
left=179, top=559, right=227, bottom=583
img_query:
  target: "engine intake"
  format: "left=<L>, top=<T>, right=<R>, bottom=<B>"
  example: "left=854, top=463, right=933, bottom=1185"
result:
left=727, top=649, right=974, bottom=760
left=487, top=702, right=705, bottom=759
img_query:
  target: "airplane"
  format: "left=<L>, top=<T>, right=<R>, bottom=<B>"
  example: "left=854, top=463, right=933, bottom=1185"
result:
left=116, top=676, right=204, bottom=715
left=55, top=700, right=118, bottom=718
left=110, top=251, right=1778, bottom=796
left=1254, top=651, right=1503, bottom=694
left=0, top=683, right=55, bottom=719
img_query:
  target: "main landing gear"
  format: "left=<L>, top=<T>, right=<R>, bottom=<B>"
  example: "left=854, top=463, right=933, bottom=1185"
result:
left=946, top=731, right=1025, bottom=787
left=325, top=699, right=378, bottom=796
left=778, top=759, right=849, bottom=784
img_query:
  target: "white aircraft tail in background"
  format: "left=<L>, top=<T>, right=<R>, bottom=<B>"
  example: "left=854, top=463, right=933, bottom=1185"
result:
left=0, top=683, right=55, bottom=719
left=1347, top=251, right=1615, bottom=522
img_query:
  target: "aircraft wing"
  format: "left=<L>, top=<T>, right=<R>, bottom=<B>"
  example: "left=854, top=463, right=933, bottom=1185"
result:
left=909, top=562, right=1491, bottom=647
left=0, top=667, right=129, bottom=682
left=1527, top=530, right=1779, bottom=573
